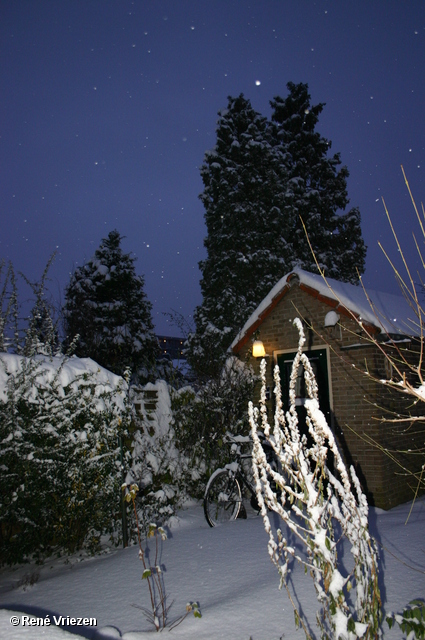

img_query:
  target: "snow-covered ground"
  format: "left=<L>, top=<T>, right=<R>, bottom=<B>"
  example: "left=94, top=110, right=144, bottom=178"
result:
left=0, top=498, right=424, bottom=639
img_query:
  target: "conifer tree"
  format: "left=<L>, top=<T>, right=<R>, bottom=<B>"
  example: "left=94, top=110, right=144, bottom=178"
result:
left=189, top=84, right=366, bottom=376
left=0, top=261, right=20, bottom=353
left=0, top=255, right=60, bottom=356
left=22, top=254, right=61, bottom=357
left=270, top=82, right=366, bottom=283
left=64, top=230, right=158, bottom=380
left=188, top=94, right=290, bottom=377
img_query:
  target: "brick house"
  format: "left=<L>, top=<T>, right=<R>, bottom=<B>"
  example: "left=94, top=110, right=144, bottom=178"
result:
left=231, top=268, right=424, bottom=509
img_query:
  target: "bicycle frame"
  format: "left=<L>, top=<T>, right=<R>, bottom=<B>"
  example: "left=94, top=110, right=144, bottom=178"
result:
left=223, top=451, right=258, bottom=510
left=204, top=435, right=271, bottom=526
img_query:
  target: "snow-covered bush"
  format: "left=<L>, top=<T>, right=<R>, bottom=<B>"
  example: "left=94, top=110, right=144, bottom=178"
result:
left=249, top=319, right=381, bottom=640
left=171, top=356, right=255, bottom=498
left=387, top=599, right=425, bottom=640
left=0, top=353, right=132, bottom=564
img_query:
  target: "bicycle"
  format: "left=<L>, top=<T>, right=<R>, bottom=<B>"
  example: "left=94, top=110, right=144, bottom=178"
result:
left=203, top=434, right=276, bottom=527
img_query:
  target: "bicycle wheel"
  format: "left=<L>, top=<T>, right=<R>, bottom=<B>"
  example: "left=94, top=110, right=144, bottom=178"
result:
left=204, top=469, right=242, bottom=527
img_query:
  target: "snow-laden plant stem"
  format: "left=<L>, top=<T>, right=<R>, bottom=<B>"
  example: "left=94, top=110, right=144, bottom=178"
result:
left=248, top=318, right=381, bottom=640
left=124, top=483, right=201, bottom=632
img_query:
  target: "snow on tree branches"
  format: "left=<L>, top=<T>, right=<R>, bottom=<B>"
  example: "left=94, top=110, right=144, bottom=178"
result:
left=189, top=83, right=366, bottom=376
left=63, top=230, right=158, bottom=382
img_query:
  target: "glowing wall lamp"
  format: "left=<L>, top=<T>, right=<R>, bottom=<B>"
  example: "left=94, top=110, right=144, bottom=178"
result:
left=252, top=339, right=266, bottom=358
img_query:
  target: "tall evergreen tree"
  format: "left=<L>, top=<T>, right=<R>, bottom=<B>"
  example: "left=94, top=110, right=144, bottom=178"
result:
left=64, top=230, right=158, bottom=380
left=189, top=84, right=366, bottom=377
left=270, top=82, right=366, bottom=283
left=188, top=94, right=290, bottom=377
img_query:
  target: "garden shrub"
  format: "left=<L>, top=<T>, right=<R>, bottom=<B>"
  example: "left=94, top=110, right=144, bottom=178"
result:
left=171, top=356, right=255, bottom=498
left=0, top=353, right=131, bottom=564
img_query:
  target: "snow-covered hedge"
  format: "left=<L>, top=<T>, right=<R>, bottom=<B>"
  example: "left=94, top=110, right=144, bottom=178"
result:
left=0, top=349, right=255, bottom=563
left=0, top=353, right=132, bottom=564
left=0, top=353, right=128, bottom=407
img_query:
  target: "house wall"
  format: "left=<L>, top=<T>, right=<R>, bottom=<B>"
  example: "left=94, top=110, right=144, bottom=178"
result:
left=236, top=280, right=423, bottom=509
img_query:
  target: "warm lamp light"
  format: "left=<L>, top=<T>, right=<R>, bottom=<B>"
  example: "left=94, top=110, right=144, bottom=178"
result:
left=252, top=340, right=266, bottom=358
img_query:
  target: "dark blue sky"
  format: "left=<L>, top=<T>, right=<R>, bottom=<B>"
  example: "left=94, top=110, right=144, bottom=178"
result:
left=1, top=1, right=424, bottom=335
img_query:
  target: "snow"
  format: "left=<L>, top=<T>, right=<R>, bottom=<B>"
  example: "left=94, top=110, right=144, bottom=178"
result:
left=324, top=310, right=340, bottom=327
left=0, top=354, right=126, bottom=408
left=0, top=498, right=424, bottom=639
left=231, top=268, right=421, bottom=350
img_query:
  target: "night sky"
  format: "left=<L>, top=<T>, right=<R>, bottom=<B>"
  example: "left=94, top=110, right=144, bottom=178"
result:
left=1, top=1, right=424, bottom=336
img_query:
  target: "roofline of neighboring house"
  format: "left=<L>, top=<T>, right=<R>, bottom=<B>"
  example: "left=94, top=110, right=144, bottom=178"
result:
left=231, top=272, right=380, bottom=354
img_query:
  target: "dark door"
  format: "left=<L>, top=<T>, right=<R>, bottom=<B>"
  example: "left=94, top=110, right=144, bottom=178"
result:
left=276, top=348, right=331, bottom=445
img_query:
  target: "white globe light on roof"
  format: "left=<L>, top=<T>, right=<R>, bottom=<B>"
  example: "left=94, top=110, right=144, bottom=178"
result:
left=255, top=80, right=261, bottom=86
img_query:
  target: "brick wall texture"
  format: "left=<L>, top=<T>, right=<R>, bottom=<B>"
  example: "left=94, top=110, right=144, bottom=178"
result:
left=234, top=279, right=424, bottom=509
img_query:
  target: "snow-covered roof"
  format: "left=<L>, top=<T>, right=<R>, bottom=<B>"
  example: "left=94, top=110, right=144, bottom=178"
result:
left=231, top=268, right=421, bottom=352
